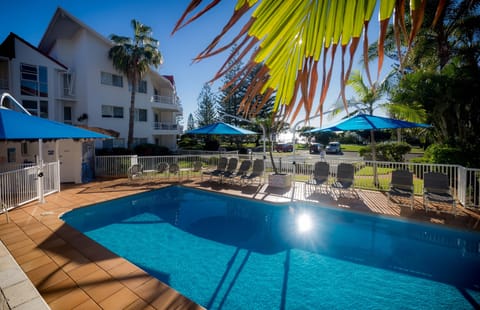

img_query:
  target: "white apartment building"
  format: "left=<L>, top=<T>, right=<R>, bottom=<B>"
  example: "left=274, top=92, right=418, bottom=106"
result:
left=0, top=7, right=181, bottom=183
left=1, top=7, right=181, bottom=152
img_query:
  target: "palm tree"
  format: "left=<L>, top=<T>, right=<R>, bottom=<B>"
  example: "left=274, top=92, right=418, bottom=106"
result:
left=172, top=1, right=444, bottom=123
left=109, top=20, right=163, bottom=150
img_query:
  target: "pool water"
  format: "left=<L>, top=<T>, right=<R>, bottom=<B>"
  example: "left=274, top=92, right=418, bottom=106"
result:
left=61, top=186, right=480, bottom=309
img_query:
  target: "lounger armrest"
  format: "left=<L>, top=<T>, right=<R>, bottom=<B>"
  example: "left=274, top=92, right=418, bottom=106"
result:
left=390, top=184, right=413, bottom=191
left=424, top=187, right=451, bottom=195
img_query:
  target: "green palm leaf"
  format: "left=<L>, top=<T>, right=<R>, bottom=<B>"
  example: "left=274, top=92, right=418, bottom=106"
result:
left=173, top=0, right=438, bottom=122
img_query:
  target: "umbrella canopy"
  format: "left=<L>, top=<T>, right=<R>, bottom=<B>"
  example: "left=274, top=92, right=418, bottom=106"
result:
left=0, top=108, right=111, bottom=140
left=308, top=114, right=431, bottom=133
left=186, top=122, right=257, bottom=135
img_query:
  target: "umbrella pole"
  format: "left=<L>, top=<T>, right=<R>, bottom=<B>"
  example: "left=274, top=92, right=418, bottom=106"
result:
left=37, top=139, right=45, bottom=203
left=371, top=130, right=379, bottom=187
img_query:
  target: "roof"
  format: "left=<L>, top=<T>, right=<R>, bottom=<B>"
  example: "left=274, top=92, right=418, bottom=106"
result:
left=38, top=7, right=172, bottom=89
left=38, top=7, right=111, bottom=54
left=163, top=75, right=175, bottom=86
left=0, top=33, right=67, bottom=69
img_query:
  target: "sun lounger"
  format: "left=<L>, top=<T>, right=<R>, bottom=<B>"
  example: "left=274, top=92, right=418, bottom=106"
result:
left=388, top=170, right=414, bottom=210
left=331, top=163, right=357, bottom=198
left=224, top=160, right=252, bottom=184
left=202, top=157, right=228, bottom=181
left=423, top=172, right=456, bottom=215
left=240, top=159, right=264, bottom=186
left=306, top=161, right=330, bottom=193
left=214, top=157, right=238, bottom=182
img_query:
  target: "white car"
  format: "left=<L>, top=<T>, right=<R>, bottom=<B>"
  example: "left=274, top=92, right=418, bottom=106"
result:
left=325, top=142, right=342, bottom=154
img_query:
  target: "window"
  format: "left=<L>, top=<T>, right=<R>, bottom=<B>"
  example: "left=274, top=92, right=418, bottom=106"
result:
left=135, top=109, right=147, bottom=122
left=22, top=100, right=48, bottom=118
left=100, top=72, right=123, bottom=87
left=133, top=138, right=148, bottom=147
left=21, top=143, right=28, bottom=156
left=102, top=138, right=125, bottom=149
left=20, top=64, right=48, bottom=97
left=64, top=106, right=72, bottom=124
left=7, top=148, right=16, bottom=163
left=62, top=73, right=75, bottom=96
left=128, top=80, right=147, bottom=93
left=101, top=105, right=124, bottom=118
left=138, top=80, right=147, bottom=93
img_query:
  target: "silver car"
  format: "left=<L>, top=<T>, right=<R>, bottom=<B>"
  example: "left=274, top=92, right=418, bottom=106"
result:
left=325, top=142, right=341, bottom=154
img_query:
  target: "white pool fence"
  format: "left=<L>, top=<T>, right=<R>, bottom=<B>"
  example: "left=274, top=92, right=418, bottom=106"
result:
left=0, top=154, right=478, bottom=215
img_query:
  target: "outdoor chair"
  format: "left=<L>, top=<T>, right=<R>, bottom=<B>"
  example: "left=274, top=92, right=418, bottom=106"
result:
left=202, top=157, right=228, bottom=181
left=423, top=172, right=456, bottom=215
left=306, top=161, right=330, bottom=194
left=331, top=163, right=357, bottom=198
left=224, top=160, right=252, bottom=184
left=156, top=162, right=170, bottom=179
left=214, top=157, right=238, bottom=183
left=388, top=170, right=414, bottom=210
left=169, top=163, right=180, bottom=180
left=240, top=159, right=264, bottom=186
left=189, top=161, right=203, bottom=178
left=127, top=164, right=143, bottom=180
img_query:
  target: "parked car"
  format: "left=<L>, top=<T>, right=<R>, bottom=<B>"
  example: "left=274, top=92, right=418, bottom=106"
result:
left=325, top=142, right=342, bottom=154
left=309, top=143, right=324, bottom=154
left=274, top=143, right=293, bottom=152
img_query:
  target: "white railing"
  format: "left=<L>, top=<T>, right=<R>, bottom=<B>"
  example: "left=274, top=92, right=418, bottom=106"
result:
left=0, top=162, right=36, bottom=173
left=153, top=122, right=179, bottom=131
left=95, top=154, right=480, bottom=210
left=95, top=155, right=133, bottom=177
left=0, top=161, right=60, bottom=211
left=151, top=95, right=176, bottom=105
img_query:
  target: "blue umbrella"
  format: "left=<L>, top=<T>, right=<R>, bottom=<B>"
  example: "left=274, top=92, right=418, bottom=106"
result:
left=0, top=108, right=111, bottom=140
left=307, top=114, right=431, bottom=133
left=186, top=122, right=257, bottom=135
left=307, top=114, right=431, bottom=185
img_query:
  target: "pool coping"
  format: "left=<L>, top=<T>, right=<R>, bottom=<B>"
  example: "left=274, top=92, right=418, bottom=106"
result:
left=0, top=241, right=50, bottom=309
left=1, top=178, right=479, bottom=309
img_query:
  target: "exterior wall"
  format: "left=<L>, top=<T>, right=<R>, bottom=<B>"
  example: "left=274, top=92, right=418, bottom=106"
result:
left=7, top=38, right=65, bottom=120
left=45, top=15, right=181, bottom=151
left=0, top=140, right=85, bottom=184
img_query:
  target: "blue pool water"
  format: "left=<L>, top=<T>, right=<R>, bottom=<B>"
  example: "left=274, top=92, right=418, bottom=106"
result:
left=61, top=186, right=480, bottom=309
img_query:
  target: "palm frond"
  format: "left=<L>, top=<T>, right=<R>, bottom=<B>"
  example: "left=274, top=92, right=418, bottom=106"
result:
left=174, top=0, right=442, bottom=123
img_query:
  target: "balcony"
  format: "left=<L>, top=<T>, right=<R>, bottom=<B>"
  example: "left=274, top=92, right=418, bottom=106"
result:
left=153, top=122, right=182, bottom=134
left=150, top=95, right=182, bottom=112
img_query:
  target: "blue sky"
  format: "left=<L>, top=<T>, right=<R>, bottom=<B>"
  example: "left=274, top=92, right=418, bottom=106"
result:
left=1, top=1, right=390, bottom=127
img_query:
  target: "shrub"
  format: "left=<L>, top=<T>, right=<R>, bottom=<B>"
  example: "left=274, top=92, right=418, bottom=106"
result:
left=204, top=139, right=220, bottom=151
left=178, top=136, right=199, bottom=149
left=423, top=144, right=464, bottom=165
left=359, top=142, right=411, bottom=162
left=134, top=143, right=171, bottom=156
left=96, top=148, right=133, bottom=156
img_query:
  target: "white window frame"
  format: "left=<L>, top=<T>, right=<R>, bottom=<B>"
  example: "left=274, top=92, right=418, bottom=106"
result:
left=135, top=108, right=147, bottom=122
left=101, top=105, right=124, bottom=118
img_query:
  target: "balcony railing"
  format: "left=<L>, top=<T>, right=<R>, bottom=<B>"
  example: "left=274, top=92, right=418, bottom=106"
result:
left=151, top=95, right=176, bottom=104
left=153, top=122, right=180, bottom=131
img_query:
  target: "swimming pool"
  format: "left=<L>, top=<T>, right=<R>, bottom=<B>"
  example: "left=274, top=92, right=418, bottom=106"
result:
left=61, top=186, right=480, bottom=309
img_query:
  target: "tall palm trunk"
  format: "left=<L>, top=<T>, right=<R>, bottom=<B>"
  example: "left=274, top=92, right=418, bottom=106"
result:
left=127, top=81, right=136, bottom=150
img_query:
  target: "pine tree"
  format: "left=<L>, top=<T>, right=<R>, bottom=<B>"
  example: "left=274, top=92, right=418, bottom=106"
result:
left=186, top=113, right=195, bottom=131
left=217, top=48, right=243, bottom=126
left=195, top=83, right=217, bottom=127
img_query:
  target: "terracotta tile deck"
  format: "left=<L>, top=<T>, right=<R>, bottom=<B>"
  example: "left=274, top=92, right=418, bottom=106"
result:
left=0, top=177, right=479, bottom=309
